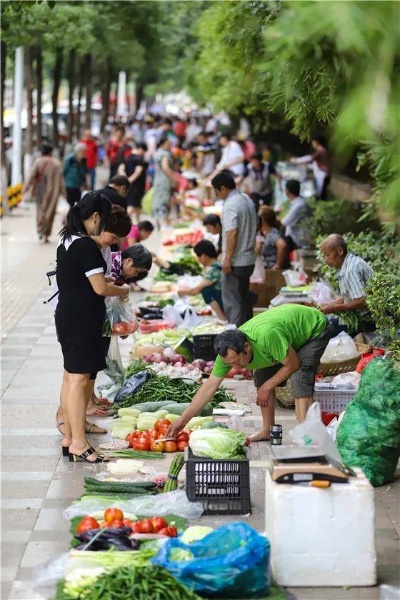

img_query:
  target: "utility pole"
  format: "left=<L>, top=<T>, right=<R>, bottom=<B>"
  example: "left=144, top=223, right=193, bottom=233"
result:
left=117, top=71, right=126, bottom=119
left=11, top=46, right=24, bottom=187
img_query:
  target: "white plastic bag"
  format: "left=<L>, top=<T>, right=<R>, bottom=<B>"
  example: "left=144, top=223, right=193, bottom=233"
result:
left=331, top=371, right=360, bottom=390
left=289, top=402, right=342, bottom=463
left=309, top=281, right=335, bottom=304
left=250, top=256, right=266, bottom=284
left=95, top=337, right=125, bottom=400
left=163, top=305, right=184, bottom=327
left=320, top=332, right=359, bottom=363
left=104, top=296, right=137, bottom=336
left=282, top=262, right=308, bottom=287
left=35, top=553, right=69, bottom=587
left=177, top=274, right=203, bottom=289
left=326, top=417, right=339, bottom=441
left=63, top=489, right=203, bottom=520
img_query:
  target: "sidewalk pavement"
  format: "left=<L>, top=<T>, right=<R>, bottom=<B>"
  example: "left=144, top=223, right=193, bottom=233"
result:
left=1, top=198, right=399, bottom=600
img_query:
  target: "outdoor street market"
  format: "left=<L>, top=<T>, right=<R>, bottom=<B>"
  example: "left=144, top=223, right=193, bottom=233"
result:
left=1, top=2, right=400, bottom=600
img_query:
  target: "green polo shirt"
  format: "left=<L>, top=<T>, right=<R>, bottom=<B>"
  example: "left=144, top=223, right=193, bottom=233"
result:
left=212, top=304, right=327, bottom=377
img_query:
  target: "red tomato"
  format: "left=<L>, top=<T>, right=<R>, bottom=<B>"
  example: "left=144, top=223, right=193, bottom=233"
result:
left=150, top=440, right=164, bottom=452
left=157, top=425, right=169, bottom=437
left=147, top=428, right=159, bottom=440
left=138, top=519, right=153, bottom=534
left=158, top=526, right=178, bottom=538
left=176, top=432, right=189, bottom=443
left=112, top=322, right=127, bottom=334
left=77, top=516, right=100, bottom=534
left=125, top=432, right=137, bottom=446
left=108, top=519, right=124, bottom=529
left=129, top=522, right=142, bottom=534
left=122, top=518, right=134, bottom=528
left=124, top=321, right=137, bottom=334
left=154, top=419, right=172, bottom=432
left=151, top=517, right=168, bottom=533
left=164, top=441, right=177, bottom=453
left=132, top=438, right=150, bottom=451
left=104, top=508, right=124, bottom=524
left=177, top=441, right=188, bottom=452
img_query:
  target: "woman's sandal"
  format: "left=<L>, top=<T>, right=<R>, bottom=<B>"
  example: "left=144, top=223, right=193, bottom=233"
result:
left=57, top=421, right=107, bottom=436
left=86, top=423, right=107, bottom=434
left=69, top=446, right=109, bottom=463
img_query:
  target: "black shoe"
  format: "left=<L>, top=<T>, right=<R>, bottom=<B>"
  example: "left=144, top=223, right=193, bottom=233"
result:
left=68, top=446, right=109, bottom=463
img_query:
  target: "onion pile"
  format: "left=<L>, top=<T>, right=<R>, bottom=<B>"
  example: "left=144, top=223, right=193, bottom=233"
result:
left=142, top=349, right=214, bottom=374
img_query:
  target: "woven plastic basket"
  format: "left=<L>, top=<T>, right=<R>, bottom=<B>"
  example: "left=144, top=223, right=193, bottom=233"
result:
left=314, top=389, right=356, bottom=413
left=318, top=355, right=360, bottom=376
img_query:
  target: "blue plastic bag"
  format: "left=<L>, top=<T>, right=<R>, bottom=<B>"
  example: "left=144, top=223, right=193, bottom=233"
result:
left=114, top=370, right=152, bottom=402
left=152, top=522, right=270, bottom=598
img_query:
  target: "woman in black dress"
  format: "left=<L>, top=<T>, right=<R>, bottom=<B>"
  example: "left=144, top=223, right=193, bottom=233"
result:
left=56, top=193, right=130, bottom=463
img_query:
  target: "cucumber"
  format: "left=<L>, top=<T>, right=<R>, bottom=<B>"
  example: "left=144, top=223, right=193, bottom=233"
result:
left=165, top=413, right=181, bottom=423
left=118, top=408, right=141, bottom=418
left=163, top=402, right=213, bottom=417
left=133, top=401, right=178, bottom=413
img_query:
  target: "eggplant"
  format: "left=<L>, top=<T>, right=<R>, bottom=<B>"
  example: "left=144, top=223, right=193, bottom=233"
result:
left=74, top=526, right=138, bottom=552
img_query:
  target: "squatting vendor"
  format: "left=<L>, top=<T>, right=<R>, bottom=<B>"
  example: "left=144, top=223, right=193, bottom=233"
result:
left=167, top=304, right=333, bottom=441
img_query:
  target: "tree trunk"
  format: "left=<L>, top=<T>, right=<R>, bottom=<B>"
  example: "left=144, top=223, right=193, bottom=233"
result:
left=25, top=46, right=34, bottom=177
left=1, top=41, right=6, bottom=167
left=135, top=78, right=144, bottom=114
left=76, top=57, right=85, bottom=139
left=51, top=47, right=63, bottom=149
left=66, top=48, right=76, bottom=143
left=36, top=46, right=43, bottom=146
left=100, top=57, right=112, bottom=133
left=84, top=53, right=92, bottom=130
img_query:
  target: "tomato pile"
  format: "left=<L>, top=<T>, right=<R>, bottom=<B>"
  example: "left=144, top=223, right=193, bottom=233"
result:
left=125, top=419, right=190, bottom=453
left=112, top=320, right=137, bottom=335
left=225, top=366, right=252, bottom=380
left=77, top=510, right=178, bottom=537
left=163, top=230, right=204, bottom=247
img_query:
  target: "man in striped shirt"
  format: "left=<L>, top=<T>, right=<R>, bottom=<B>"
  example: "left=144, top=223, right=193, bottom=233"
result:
left=319, top=234, right=373, bottom=317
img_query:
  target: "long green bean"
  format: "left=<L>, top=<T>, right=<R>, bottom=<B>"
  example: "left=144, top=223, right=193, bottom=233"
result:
left=61, top=566, right=201, bottom=600
left=115, top=376, right=233, bottom=410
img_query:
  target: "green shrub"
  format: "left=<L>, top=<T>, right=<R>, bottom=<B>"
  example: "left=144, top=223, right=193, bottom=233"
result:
left=307, top=198, right=381, bottom=239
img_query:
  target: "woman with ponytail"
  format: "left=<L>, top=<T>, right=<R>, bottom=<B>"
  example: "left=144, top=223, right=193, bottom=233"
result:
left=56, top=192, right=130, bottom=463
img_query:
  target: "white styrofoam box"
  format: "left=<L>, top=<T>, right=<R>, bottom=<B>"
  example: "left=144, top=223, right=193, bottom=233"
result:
left=265, top=468, right=377, bottom=587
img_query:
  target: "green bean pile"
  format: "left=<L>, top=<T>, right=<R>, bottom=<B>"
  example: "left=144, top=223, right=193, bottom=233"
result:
left=63, top=566, right=201, bottom=600
left=116, top=375, right=233, bottom=409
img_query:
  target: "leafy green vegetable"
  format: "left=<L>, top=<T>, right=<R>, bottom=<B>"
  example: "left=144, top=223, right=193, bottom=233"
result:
left=181, top=526, right=214, bottom=544
left=189, top=429, right=247, bottom=459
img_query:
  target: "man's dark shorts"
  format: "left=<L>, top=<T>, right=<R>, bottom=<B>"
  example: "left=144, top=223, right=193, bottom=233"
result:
left=253, top=322, right=334, bottom=398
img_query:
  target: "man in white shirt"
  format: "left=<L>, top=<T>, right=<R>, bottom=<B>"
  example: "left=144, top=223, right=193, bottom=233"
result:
left=211, top=170, right=257, bottom=326
left=213, top=134, right=245, bottom=178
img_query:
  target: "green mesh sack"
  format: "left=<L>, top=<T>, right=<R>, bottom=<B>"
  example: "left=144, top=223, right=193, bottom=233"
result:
left=336, top=357, right=400, bottom=486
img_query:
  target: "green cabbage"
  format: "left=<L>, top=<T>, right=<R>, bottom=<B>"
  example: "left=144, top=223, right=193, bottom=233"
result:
left=181, top=526, right=214, bottom=544
left=189, top=429, right=247, bottom=459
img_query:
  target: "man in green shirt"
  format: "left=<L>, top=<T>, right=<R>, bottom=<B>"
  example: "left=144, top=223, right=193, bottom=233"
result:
left=167, top=304, right=333, bottom=441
